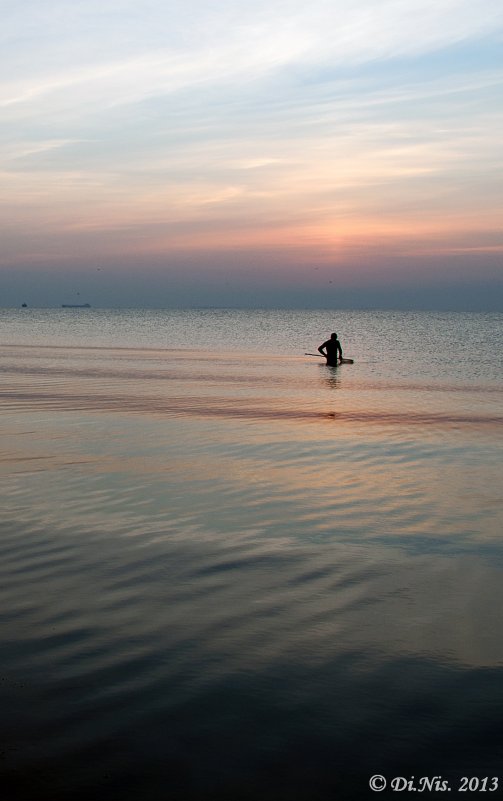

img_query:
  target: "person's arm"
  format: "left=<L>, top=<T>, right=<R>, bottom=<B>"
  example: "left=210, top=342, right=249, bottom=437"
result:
left=318, top=340, right=328, bottom=356
left=337, top=341, right=343, bottom=361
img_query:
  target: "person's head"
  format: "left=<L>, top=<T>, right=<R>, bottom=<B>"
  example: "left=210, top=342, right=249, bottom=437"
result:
left=331, top=332, right=338, bottom=340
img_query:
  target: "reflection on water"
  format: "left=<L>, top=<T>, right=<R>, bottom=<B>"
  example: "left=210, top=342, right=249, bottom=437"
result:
left=1, top=311, right=503, bottom=800
left=3, top=516, right=503, bottom=800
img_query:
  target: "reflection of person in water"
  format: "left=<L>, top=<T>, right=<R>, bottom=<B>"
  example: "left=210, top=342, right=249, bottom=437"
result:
left=318, top=332, right=343, bottom=366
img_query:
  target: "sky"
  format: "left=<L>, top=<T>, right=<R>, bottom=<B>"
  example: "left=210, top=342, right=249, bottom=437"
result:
left=1, top=0, right=502, bottom=309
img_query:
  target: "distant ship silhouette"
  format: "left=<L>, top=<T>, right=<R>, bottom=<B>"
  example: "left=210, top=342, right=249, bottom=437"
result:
left=61, top=303, right=91, bottom=308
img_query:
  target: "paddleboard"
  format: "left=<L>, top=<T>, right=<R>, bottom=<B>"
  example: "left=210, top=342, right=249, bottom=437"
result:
left=304, top=353, right=354, bottom=364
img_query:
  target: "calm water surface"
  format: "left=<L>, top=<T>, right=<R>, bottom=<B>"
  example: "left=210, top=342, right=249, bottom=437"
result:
left=1, top=308, right=502, bottom=800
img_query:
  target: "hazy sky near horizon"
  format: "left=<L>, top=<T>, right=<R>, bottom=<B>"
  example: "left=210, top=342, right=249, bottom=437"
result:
left=1, top=0, right=502, bottom=309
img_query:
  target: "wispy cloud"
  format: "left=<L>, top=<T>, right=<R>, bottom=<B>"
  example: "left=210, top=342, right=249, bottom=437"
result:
left=2, top=0, right=502, bottom=110
left=1, top=0, right=502, bottom=307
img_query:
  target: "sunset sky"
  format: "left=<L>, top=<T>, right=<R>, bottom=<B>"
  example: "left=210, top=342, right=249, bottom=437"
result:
left=2, top=0, right=502, bottom=309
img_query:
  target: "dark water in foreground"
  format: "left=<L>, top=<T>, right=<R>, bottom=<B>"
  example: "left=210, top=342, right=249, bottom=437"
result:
left=1, top=309, right=502, bottom=800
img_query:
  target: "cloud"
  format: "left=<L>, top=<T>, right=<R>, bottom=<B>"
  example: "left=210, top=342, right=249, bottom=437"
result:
left=1, top=0, right=502, bottom=309
left=2, top=1, right=502, bottom=113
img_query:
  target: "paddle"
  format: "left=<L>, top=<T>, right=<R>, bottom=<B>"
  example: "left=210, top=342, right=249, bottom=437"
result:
left=305, top=353, right=354, bottom=364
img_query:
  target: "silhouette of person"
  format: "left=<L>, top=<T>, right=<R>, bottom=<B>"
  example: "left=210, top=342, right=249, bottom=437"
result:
left=318, top=332, right=343, bottom=366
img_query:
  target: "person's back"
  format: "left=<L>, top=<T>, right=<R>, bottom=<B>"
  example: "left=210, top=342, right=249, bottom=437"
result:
left=318, top=332, right=343, bottom=366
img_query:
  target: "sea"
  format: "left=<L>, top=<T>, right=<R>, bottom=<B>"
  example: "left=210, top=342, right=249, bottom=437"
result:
left=1, top=307, right=502, bottom=801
